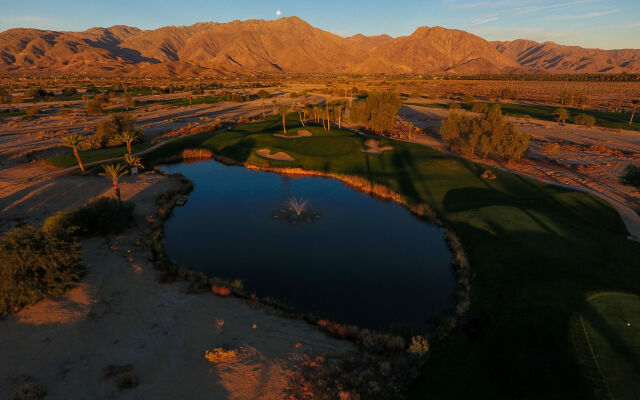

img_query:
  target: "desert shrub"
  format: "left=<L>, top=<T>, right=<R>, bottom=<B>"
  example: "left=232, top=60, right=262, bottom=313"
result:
left=408, top=335, right=430, bottom=357
left=43, top=197, right=135, bottom=237
left=410, top=90, right=421, bottom=98
left=24, top=107, right=40, bottom=119
left=620, top=164, right=640, bottom=188
left=463, top=93, right=475, bottom=103
left=9, top=383, right=47, bottom=400
left=116, top=374, right=139, bottom=390
left=230, top=94, right=245, bottom=102
left=86, top=99, right=104, bottom=115
left=471, top=102, right=488, bottom=113
left=62, top=87, right=78, bottom=96
left=449, top=103, right=462, bottom=110
left=0, top=225, right=83, bottom=315
left=542, top=142, right=560, bottom=154
left=429, top=93, right=438, bottom=100
left=573, top=113, right=596, bottom=127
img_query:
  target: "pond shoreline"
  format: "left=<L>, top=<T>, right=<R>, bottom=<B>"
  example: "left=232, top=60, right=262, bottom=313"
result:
left=151, top=151, right=472, bottom=346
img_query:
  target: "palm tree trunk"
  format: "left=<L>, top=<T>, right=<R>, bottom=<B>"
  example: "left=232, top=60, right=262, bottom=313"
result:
left=262, top=99, right=265, bottom=118
left=127, top=142, right=132, bottom=154
left=630, top=105, right=637, bottom=126
left=114, top=182, right=121, bottom=202
left=74, top=148, right=85, bottom=173
left=282, top=116, right=287, bottom=134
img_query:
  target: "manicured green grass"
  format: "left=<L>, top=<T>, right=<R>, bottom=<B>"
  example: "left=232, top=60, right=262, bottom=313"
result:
left=575, top=292, right=640, bottom=400
left=405, top=101, right=640, bottom=131
left=46, top=143, right=154, bottom=168
left=143, top=116, right=640, bottom=399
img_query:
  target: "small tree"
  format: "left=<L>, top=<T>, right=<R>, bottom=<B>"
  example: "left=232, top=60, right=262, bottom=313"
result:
left=60, top=134, right=86, bottom=173
left=102, top=164, right=127, bottom=202
left=118, top=128, right=137, bottom=154
left=574, top=114, right=596, bottom=127
left=257, top=90, right=271, bottom=118
left=86, top=99, right=104, bottom=115
left=630, top=99, right=640, bottom=126
left=277, top=104, right=292, bottom=134
left=554, top=107, right=569, bottom=123
left=123, top=154, right=143, bottom=174
left=25, top=107, right=40, bottom=119
left=124, top=92, right=135, bottom=110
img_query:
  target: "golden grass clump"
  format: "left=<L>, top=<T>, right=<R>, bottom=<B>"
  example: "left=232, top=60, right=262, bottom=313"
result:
left=211, top=284, right=231, bottom=296
left=182, top=148, right=213, bottom=160
left=205, top=348, right=237, bottom=363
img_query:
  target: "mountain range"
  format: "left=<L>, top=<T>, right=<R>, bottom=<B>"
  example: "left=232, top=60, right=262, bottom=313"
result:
left=1, top=16, right=638, bottom=76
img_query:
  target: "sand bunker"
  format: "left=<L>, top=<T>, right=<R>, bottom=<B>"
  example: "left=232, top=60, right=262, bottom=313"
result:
left=256, top=149, right=295, bottom=161
left=362, top=139, right=393, bottom=154
left=273, top=130, right=313, bottom=139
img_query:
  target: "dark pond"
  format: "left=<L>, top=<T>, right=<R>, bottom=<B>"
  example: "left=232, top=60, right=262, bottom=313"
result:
left=162, top=160, right=454, bottom=331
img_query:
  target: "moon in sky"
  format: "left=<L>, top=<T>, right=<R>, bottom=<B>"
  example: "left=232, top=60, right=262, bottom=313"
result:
left=276, top=10, right=282, bottom=16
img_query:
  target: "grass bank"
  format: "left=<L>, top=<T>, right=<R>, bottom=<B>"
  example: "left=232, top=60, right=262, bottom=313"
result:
left=46, top=143, right=154, bottom=168
left=143, top=116, right=640, bottom=400
left=405, top=101, right=640, bottom=131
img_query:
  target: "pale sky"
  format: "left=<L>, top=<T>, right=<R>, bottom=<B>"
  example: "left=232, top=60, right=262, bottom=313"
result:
left=0, top=0, right=638, bottom=49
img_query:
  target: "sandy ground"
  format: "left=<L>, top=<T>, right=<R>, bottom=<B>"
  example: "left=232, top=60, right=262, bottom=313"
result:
left=361, top=139, right=393, bottom=154
left=255, top=149, right=295, bottom=161
left=0, top=172, right=354, bottom=399
left=273, top=130, right=312, bottom=139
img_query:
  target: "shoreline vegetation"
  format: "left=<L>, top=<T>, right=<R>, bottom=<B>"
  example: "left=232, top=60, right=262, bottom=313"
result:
left=140, top=116, right=640, bottom=399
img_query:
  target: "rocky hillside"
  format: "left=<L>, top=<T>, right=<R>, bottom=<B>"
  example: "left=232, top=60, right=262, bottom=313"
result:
left=0, top=16, right=638, bottom=76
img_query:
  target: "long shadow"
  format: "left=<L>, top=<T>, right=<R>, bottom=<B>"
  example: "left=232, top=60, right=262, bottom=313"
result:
left=581, top=301, right=640, bottom=378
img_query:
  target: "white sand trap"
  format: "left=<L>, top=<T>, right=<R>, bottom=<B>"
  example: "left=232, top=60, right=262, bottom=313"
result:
left=362, top=139, right=393, bottom=154
left=256, top=148, right=295, bottom=161
left=273, top=130, right=313, bottom=139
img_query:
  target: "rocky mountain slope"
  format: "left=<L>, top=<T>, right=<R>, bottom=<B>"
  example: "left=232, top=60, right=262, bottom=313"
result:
left=0, top=16, right=637, bottom=76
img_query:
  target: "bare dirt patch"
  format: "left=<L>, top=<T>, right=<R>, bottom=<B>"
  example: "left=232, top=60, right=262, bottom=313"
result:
left=256, top=149, right=295, bottom=161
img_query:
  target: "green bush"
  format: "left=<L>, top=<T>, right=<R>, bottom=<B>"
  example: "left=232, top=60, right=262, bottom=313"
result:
left=0, top=225, right=83, bottom=315
left=574, top=113, right=596, bottom=127
left=620, top=164, right=640, bottom=188
left=43, top=197, right=135, bottom=237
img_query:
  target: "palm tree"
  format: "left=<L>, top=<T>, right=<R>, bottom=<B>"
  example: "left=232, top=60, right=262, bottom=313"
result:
left=123, top=154, right=144, bottom=172
left=271, top=99, right=278, bottom=115
left=60, top=134, right=86, bottom=173
left=277, top=104, right=292, bottom=134
left=257, top=90, right=271, bottom=118
left=102, top=163, right=127, bottom=202
left=630, top=99, right=640, bottom=126
left=118, top=128, right=137, bottom=154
